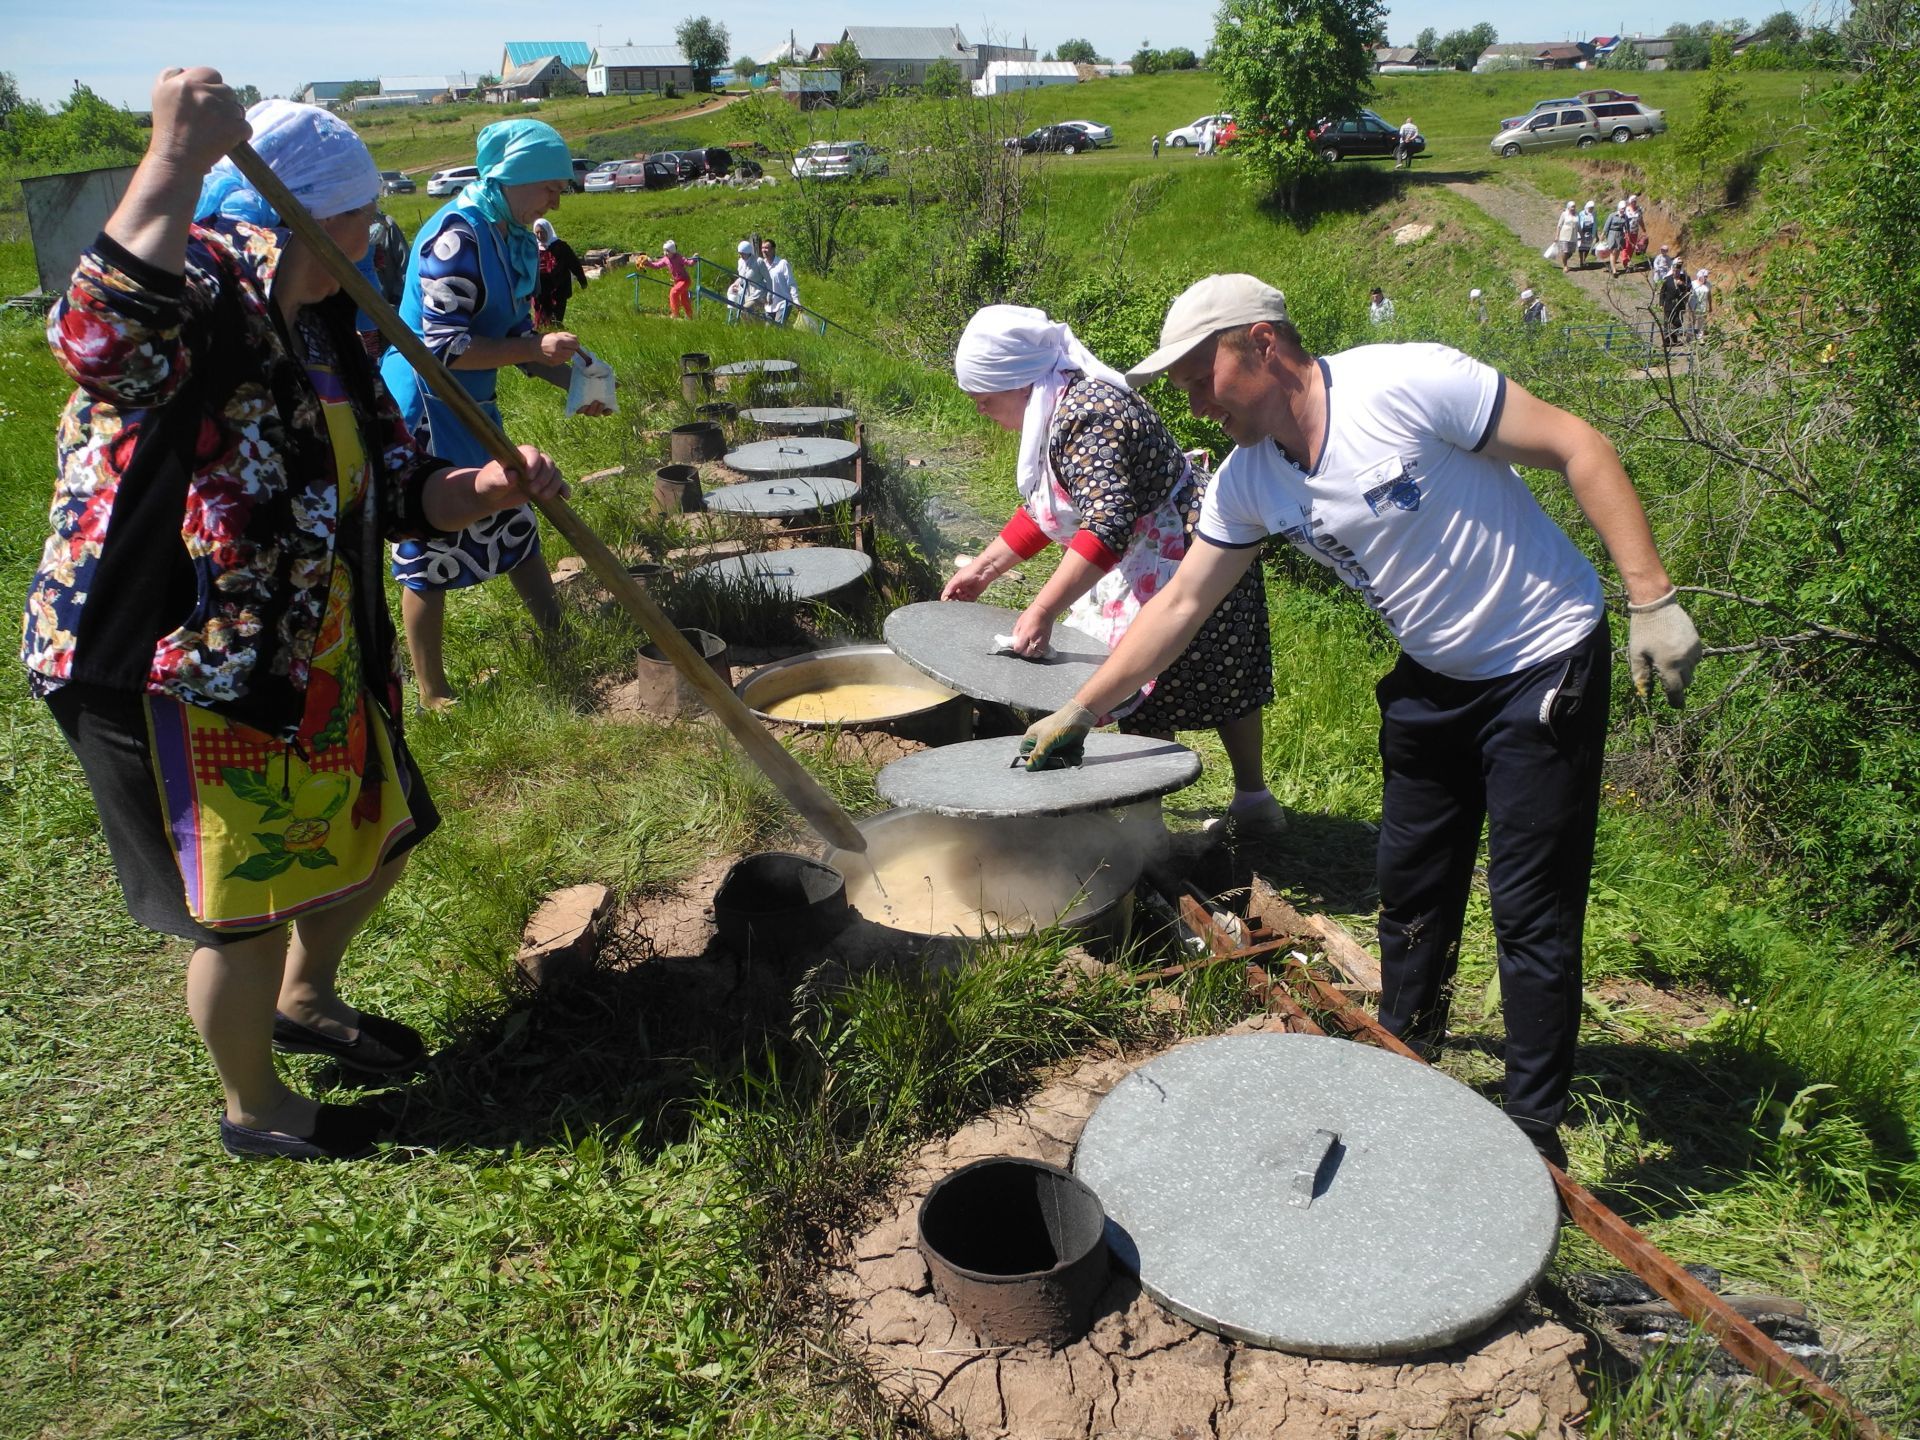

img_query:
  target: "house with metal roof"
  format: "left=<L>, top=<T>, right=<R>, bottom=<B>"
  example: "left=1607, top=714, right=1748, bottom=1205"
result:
left=1373, top=46, right=1439, bottom=72
left=1474, top=41, right=1595, bottom=71
left=587, top=45, right=695, bottom=96
left=486, top=55, right=577, bottom=103
left=500, top=41, right=593, bottom=77
left=297, top=80, right=370, bottom=104
left=377, top=75, right=452, bottom=102
left=831, top=25, right=1032, bottom=86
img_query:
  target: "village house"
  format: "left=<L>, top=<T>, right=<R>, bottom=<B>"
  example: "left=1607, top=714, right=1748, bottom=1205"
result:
left=486, top=55, right=576, bottom=103
left=814, top=26, right=1034, bottom=87
left=972, top=60, right=1081, bottom=96
left=1373, top=46, right=1439, bottom=72
left=499, top=41, right=592, bottom=81
left=587, top=45, right=697, bottom=95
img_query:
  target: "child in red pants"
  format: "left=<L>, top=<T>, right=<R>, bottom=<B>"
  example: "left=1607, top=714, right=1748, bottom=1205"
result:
left=638, top=239, right=698, bottom=317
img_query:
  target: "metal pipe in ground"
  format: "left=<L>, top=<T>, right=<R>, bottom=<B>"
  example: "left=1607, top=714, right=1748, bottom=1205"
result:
left=1171, top=910, right=1891, bottom=1440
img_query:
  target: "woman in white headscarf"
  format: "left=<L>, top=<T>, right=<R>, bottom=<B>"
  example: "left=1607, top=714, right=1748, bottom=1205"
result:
left=23, top=70, right=567, bottom=1161
left=944, top=305, right=1282, bottom=835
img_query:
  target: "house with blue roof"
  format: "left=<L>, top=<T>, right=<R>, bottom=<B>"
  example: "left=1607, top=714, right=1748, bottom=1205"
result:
left=500, top=41, right=593, bottom=78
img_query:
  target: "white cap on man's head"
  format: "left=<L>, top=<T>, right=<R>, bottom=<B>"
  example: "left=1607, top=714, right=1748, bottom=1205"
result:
left=1125, top=273, right=1290, bottom=385
left=1470, top=288, right=1483, bottom=299
left=737, top=240, right=753, bottom=255
left=1520, top=288, right=1535, bottom=300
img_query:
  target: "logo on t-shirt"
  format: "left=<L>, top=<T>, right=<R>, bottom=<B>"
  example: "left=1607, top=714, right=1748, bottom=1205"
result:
left=1360, top=457, right=1423, bottom=516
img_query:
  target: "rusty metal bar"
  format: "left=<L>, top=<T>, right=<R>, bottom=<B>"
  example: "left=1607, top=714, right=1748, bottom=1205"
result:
left=1170, top=902, right=1890, bottom=1440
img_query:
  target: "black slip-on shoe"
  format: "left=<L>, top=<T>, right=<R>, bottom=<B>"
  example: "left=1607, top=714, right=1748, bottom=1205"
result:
left=272, top=1009, right=427, bottom=1076
left=219, top=1102, right=385, bottom=1161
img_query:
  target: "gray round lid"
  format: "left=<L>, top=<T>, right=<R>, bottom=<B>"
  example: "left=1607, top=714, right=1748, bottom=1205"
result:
left=711, top=358, right=800, bottom=377
left=884, top=601, right=1111, bottom=714
left=704, top=475, right=860, bottom=518
left=1073, top=1033, right=1559, bottom=1358
left=740, top=405, right=854, bottom=430
left=876, top=734, right=1200, bottom=818
left=723, top=437, right=861, bottom=477
left=685, top=547, right=872, bottom=602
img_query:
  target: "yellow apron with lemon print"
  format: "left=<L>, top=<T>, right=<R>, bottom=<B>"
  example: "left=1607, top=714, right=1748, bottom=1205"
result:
left=143, top=357, right=416, bottom=932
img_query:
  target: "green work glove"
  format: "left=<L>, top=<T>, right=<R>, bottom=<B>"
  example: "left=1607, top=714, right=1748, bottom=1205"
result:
left=1020, top=702, right=1095, bottom=771
left=1627, top=588, right=1702, bottom=708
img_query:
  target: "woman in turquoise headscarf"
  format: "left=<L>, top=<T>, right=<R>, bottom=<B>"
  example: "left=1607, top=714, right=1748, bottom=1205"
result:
left=381, top=118, right=609, bottom=708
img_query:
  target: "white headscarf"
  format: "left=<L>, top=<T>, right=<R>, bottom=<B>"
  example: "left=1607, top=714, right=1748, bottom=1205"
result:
left=662, top=238, right=678, bottom=254
left=533, top=217, right=556, bottom=246
left=195, top=99, right=380, bottom=226
left=954, top=304, right=1130, bottom=534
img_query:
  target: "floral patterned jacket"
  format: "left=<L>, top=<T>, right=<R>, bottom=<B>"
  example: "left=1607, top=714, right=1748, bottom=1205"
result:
left=22, top=224, right=452, bottom=738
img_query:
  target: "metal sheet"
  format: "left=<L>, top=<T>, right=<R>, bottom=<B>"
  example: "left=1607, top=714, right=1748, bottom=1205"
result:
left=884, top=601, right=1111, bottom=714
left=1073, top=1033, right=1559, bottom=1358
left=704, top=475, right=860, bottom=518
left=722, top=437, right=860, bottom=478
left=711, top=358, right=800, bottom=377
left=685, top=547, right=872, bottom=603
left=876, top=734, right=1200, bottom=818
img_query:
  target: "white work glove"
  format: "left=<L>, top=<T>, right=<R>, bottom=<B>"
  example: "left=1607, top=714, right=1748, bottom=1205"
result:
left=1627, top=589, right=1701, bottom=708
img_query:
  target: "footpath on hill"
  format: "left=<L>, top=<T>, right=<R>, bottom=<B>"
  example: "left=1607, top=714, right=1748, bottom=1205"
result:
left=1446, top=173, right=1666, bottom=328
left=394, top=91, right=748, bottom=175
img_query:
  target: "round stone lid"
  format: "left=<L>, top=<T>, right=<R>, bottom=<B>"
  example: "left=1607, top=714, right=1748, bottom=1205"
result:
left=711, top=358, right=800, bottom=377
left=876, top=734, right=1200, bottom=818
left=704, top=476, right=860, bottom=518
left=740, top=405, right=855, bottom=431
left=723, top=437, right=861, bottom=477
left=685, top=547, right=872, bottom=602
left=1072, top=1033, right=1559, bottom=1358
left=884, top=601, right=1111, bottom=714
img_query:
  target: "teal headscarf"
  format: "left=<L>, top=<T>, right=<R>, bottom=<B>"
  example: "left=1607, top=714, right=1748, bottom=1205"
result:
left=461, top=118, right=572, bottom=308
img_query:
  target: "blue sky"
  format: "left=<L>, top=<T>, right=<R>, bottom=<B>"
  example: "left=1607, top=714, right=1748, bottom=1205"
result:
left=4, top=0, right=1797, bottom=108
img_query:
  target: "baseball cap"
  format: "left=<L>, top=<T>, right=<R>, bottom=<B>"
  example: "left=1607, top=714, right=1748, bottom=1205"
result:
left=1126, top=273, right=1290, bottom=386
left=1520, top=289, right=1535, bottom=300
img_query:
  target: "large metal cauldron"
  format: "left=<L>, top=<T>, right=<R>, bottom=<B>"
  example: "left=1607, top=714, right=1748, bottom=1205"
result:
left=821, top=808, right=1139, bottom=958
left=737, top=645, right=970, bottom=746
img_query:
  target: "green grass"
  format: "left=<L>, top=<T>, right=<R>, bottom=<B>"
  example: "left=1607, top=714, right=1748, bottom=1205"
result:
left=3, top=64, right=1918, bottom=1439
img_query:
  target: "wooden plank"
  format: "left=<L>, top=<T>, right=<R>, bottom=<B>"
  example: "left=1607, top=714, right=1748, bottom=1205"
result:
left=1247, top=876, right=1384, bottom=992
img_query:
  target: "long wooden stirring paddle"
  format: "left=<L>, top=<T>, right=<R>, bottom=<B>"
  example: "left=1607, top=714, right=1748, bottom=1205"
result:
left=226, top=143, right=866, bottom=854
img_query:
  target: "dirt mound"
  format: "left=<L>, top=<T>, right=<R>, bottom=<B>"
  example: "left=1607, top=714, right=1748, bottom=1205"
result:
left=829, top=1019, right=1590, bottom=1440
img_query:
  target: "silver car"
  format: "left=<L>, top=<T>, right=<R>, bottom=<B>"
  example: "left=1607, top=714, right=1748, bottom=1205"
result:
left=1588, top=100, right=1668, bottom=143
left=1491, top=107, right=1603, bottom=157
left=426, top=164, right=478, bottom=196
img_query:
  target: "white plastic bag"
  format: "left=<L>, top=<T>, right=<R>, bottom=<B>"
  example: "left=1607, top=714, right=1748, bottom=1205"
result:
left=566, top=351, right=617, bottom=416
left=1543, top=243, right=1559, bottom=261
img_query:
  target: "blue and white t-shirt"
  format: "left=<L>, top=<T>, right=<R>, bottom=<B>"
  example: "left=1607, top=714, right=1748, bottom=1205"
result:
left=1198, top=343, right=1603, bottom=681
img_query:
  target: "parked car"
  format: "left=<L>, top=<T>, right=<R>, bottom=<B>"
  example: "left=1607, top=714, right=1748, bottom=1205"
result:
left=789, top=140, right=888, bottom=178
left=1589, top=100, right=1667, bottom=142
left=426, top=164, right=478, bottom=197
left=1490, top=106, right=1604, bottom=156
left=587, top=158, right=674, bottom=192
left=581, top=161, right=623, bottom=193
left=672, top=146, right=735, bottom=178
left=1166, top=113, right=1232, bottom=147
left=1007, top=124, right=1092, bottom=155
left=1057, top=120, right=1114, bottom=147
left=648, top=151, right=699, bottom=183
left=570, top=157, right=592, bottom=192
left=1308, top=111, right=1422, bottom=163
left=1577, top=88, right=1640, bottom=105
left=1500, top=98, right=1584, bottom=130
left=379, top=170, right=415, bottom=195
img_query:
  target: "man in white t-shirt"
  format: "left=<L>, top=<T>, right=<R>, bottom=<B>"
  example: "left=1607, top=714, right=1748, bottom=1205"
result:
left=1020, top=274, right=1701, bottom=1169
left=760, top=237, right=799, bottom=324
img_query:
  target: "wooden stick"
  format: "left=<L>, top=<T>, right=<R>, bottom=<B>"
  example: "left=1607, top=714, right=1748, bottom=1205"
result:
left=226, top=144, right=866, bottom=854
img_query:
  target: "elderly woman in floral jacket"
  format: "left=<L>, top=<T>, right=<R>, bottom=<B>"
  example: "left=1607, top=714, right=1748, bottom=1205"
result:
left=21, top=69, right=566, bottom=1162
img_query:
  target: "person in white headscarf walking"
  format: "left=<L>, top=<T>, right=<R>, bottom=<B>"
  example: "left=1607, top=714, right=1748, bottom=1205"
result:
left=729, top=238, right=772, bottom=321
left=942, top=305, right=1283, bottom=836
left=1575, top=201, right=1597, bottom=270
left=1687, top=267, right=1713, bottom=339
left=1554, top=201, right=1580, bottom=274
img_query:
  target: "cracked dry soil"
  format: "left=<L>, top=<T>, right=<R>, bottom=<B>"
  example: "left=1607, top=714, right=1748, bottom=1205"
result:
left=828, top=1017, right=1590, bottom=1440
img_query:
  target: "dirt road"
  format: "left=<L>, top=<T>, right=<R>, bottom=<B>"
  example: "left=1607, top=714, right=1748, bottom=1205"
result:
left=398, top=91, right=750, bottom=176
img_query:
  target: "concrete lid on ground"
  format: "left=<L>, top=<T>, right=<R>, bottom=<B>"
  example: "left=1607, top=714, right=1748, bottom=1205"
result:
left=684, top=547, right=873, bottom=603
left=722, top=436, right=860, bottom=477
left=1072, top=1032, right=1560, bottom=1358
left=703, top=475, right=859, bottom=518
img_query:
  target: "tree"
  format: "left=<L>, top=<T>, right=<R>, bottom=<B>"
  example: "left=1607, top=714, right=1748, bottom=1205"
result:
left=1132, top=42, right=1162, bottom=74
left=1434, top=22, right=1496, bottom=70
left=0, top=70, right=25, bottom=128
left=675, top=16, right=730, bottom=91
left=734, top=55, right=760, bottom=83
left=233, top=84, right=261, bottom=107
left=1055, top=38, right=1101, bottom=64
left=1415, top=26, right=1438, bottom=52
left=1677, top=34, right=1747, bottom=207
left=1669, top=32, right=1713, bottom=69
left=1605, top=41, right=1647, bottom=69
left=923, top=58, right=965, bottom=97
left=547, top=68, right=586, bottom=98
left=1755, top=9, right=1802, bottom=44
left=1163, top=46, right=1200, bottom=69
left=1214, top=0, right=1386, bottom=210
